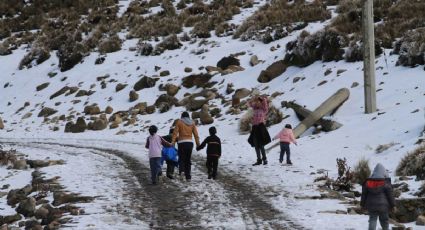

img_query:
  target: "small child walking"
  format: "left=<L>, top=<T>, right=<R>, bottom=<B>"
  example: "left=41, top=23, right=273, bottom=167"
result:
left=273, top=124, right=297, bottom=165
left=162, top=128, right=178, bottom=179
left=196, top=127, right=222, bottom=180
left=145, top=125, right=171, bottom=185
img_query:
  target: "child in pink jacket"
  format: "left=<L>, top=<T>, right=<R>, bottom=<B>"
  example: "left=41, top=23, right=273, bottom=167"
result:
left=273, top=124, right=297, bottom=165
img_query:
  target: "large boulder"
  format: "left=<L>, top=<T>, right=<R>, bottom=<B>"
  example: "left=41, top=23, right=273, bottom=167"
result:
left=1, top=213, right=22, bottom=225
left=257, top=60, right=287, bottom=83
left=16, top=197, right=36, bottom=217
left=115, top=83, right=127, bottom=92
left=182, top=73, right=213, bottom=88
left=105, top=106, right=113, bottom=114
left=70, top=117, right=87, bottom=133
left=178, top=89, right=217, bottom=111
left=133, top=102, right=148, bottom=114
left=134, top=76, right=158, bottom=91
left=38, top=107, right=57, bottom=117
left=217, top=56, right=240, bottom=70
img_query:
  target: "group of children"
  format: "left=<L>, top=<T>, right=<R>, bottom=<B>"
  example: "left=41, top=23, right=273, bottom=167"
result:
left=145, top=121, right=297, bottom=185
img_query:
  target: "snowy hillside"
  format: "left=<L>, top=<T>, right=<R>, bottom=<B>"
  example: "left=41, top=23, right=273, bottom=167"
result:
left=0, top=0, right=425, bottom=229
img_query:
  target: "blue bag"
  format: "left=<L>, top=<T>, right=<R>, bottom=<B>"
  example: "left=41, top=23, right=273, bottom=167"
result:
left=161, top=147, right=178, bottom=164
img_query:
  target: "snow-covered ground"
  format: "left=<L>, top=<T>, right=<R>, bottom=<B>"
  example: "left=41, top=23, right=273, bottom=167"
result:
left=1, top=0, right=425, bottom=229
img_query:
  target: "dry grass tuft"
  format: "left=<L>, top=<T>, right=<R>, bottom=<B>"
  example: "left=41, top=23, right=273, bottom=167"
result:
left=396, top=144, right=425, bottom=180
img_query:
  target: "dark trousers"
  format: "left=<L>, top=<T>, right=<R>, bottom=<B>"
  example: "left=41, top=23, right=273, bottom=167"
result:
left=165, top=160, right=175, bottom=177
left=368, top=211, right=389, bottom=230
left=178, top=142, right=194, bottom=180
left=253, top=133, right=266, bottom=162
left=206, top=156, right=219, bottom=178
left=149, top=157, right=162, bottom=184
left=279, top=142, right=291, bottom=163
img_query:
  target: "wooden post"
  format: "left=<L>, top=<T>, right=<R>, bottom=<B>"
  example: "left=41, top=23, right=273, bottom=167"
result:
left=363, top=0, right=377, bottom=114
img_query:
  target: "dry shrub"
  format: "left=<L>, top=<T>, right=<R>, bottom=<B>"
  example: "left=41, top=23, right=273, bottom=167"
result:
left=191, top=21, right=212, bottom=38
left=19, top=44, right=51, bottom=69
left=98, top=35, right=122, bottom=54
left=332, top=158, right=354, bottom=191
left=393, top=28, right=425, bottom=67
left=154, top=34, right=182, bottom=55
left=239, top=108, right=253, bottom=133
left=137, top=41, right=153, bottom=56
left=352, top=158, right=371, bottom=185
left=375, top=142, right=397, bottom=154
left=396, top=144, right=425, bottom=180
left=417, top=182, right=425, bottom=197
left=234, top=0, right=331, bottom=43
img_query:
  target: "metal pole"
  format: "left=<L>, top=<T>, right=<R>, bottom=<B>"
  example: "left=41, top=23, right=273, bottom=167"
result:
left=363, top=0, right=377, bottom=114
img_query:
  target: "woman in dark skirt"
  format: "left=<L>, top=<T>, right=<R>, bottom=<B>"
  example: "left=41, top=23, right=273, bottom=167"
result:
left=247, top=95, right=271, bottom=166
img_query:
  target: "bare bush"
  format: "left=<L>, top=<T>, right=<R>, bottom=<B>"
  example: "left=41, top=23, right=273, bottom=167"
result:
left=19, top=44, right=51, bottom=69
left=352, top=158, right=371, bottom=185
left=396, top=144, right=425, bottom=180
left=332, top=158, right=354, bottom=191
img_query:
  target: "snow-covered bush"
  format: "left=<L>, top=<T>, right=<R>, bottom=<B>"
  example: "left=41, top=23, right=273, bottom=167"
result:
left=352, top=158, right=371, bottom=185
left=284, top=28, right=347, bottom=67
left=396, top=144, right=425, bottom=180
left=19, top=44, right=50, bottom=70
left=393, top=28, right=425, bottom=67
left=153, top=34, right=182, bottom=55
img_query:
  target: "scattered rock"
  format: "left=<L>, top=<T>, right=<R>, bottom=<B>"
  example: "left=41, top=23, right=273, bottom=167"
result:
left=146, top=105, right=156, bottom=114
left=337, top=69, right=347, bottom=75
left=155, top=94, right=178, bottom=113
left=293, top=76, right=301, bottom=83
left=71, top=117, right=87, bottom=133
left=84, top=105, right=100, bottom=115
left=129, top=90, right=139, bottom=102
left=394, top=198, right=425, bottom=223
left=52, top=192, right=93, bottom=206
left=38, top=107, right=57, bottom=117
left=318, top=80, right=327, bottom=86
left=133, top=76, right=159, bottom=91
left=226, top=83, right=234, bottom=94
left=257, top=60, right=287, bottom=83
left=182, top=73, right=213, bottom=88
left=351, top=82, right=359, bottom=88
left=165, top=84, right=180, bottom=96
left=184, top=67, right=192, bottom=73
left=2, top=213, right=22, bottom=224
left=50, top=86, right=70, bottom=100
left=13, top=160, right=27, bottom=170
left=36, top=83, right=49, bottom=91
left=200, top=105, right=214, bottom=125
left=133, top=102, right=147, bottom=114
left=324, top=68, right=332, bottom=76
left=160, top=70, right=170, bottom=77
left=221, top=65, right=245, bottom=75
left=115, top=83, right=127, bottom=92
left=16, top=197, right=36, bottom=217
left=105, top=106, right=113, bottom=114
left=233, top=88, right=251, bottom=100
left=7, top=185, right=32, bottom=206
left=217, top=56, right=240, bottom=70
left=250, top=55, right=260, bottom=66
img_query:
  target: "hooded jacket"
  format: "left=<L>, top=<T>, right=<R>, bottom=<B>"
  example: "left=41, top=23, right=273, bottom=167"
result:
left=172, top=117, right=200, bottom=146
left=360, top=163, right=395, bottom=212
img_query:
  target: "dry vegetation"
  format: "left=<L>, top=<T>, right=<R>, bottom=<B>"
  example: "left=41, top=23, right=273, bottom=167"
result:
left=234, top=0, right=331, bottom=43
left=396, top=144, right=425, bottom=180
left=352, top=157, right=371, bottom=185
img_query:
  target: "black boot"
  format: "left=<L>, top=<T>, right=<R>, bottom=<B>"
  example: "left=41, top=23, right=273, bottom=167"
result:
left=252, top=159, right=262, bottom=166
left=263, top=159, right=268, bottom=165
